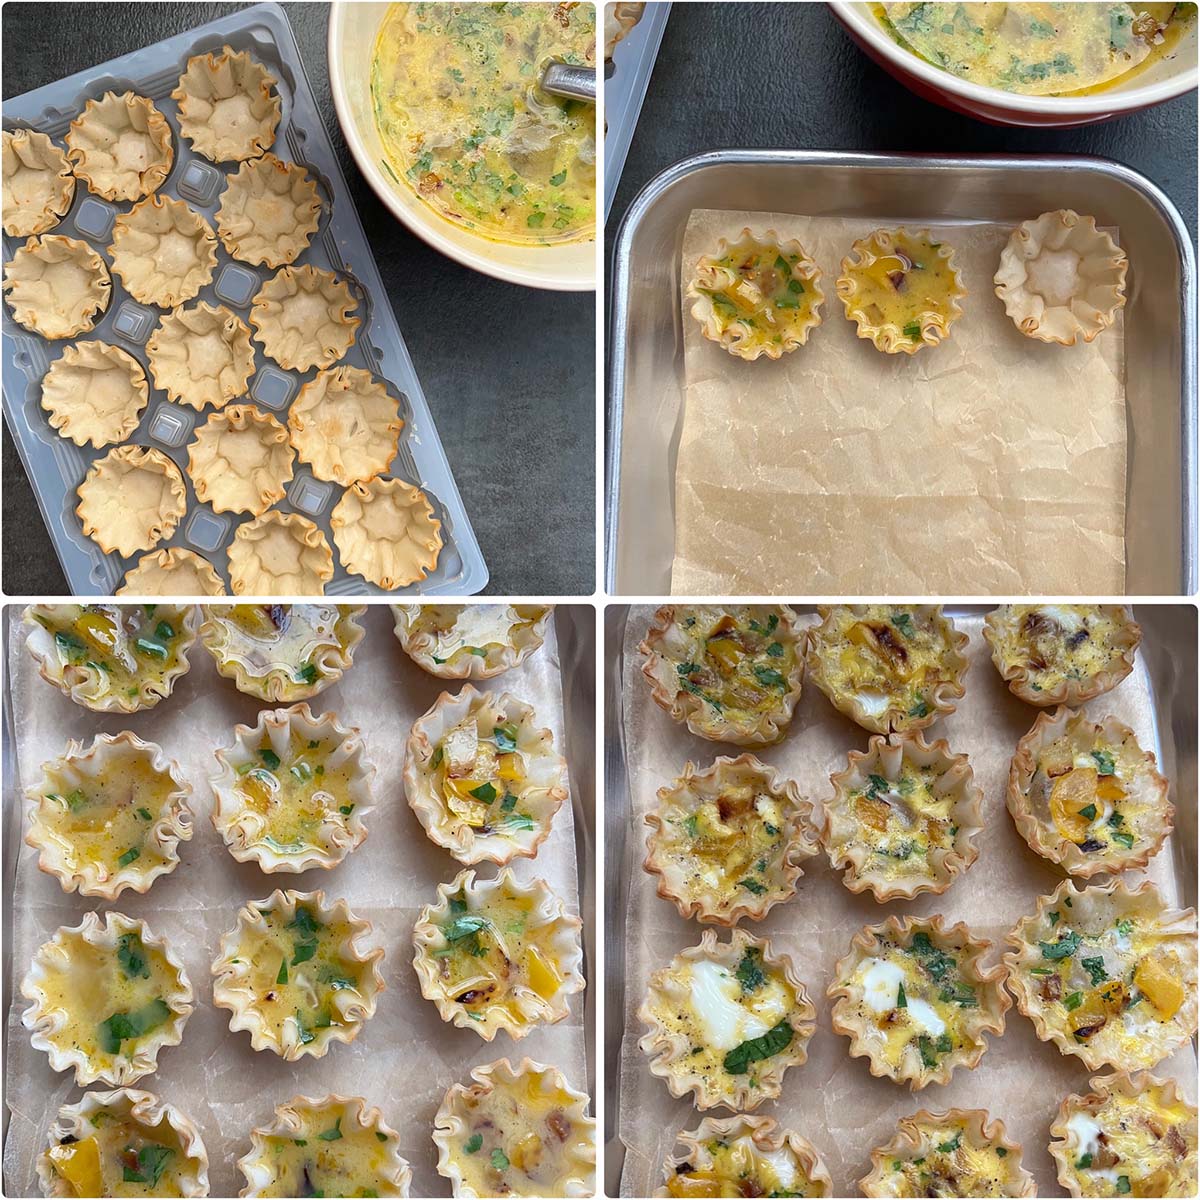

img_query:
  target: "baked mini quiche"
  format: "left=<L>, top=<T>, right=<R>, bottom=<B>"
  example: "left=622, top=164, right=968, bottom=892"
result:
left=1049, top=1071, right=1197, bottom=1199
left=392, top=604, right=552, bottom=679
left=828, top=914, right=1009, bottom=1089
left=983, top=605, right=1140, bottom=706
left=1004, top=878, right=1197, bottom=1072
left=211, top=703, right=374, bottom=873
left=643, top=754, right=817, bottom=924
left=237, top=1094, right=412, bottom=1198
left=654, top=1115, right=832, bottom=1198
left=639, top=927, right=816, bottom=1111
left=1008, top=707, right=1172, bottom=878
left=806, top=605, right=969, bottom=734
left=404, top=684, right=568, bottom=865
left=432, top=1058, right=596, bottom=1198
left=412, top=868, right=584, bottom=1041
left=212, top=889, right=384, bottom=1061
left=639, top=606, right=804, bottom=746
left=26, top=732, right=193, bottom=900
left=24, top=604, right=198, bottom=713
left=38, top=1088, right=209, bottom=1198
left=22, top=911, right=193, bottom=1087
left=861, top=1109, right=1035, bottom=1197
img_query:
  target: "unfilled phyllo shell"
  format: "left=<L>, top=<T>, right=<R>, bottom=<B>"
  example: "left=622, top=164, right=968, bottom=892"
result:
left=251, top=264, right=360, bottom=371
left=65, top=91, right=173, bottom=202
left=828, top=913, right=1009, bottom=1090
left=686, top=228, right=824, bottom=361
left=994, top=209, right=1127, bottom=346
left=331, top=477, right=443, bottom=590
left=413, top=867, right=584, bottom=1040
left=604, top=2, right=645, bottom=57
left=3, top=234, right=111, bottom=338
left=404, top=684, right=568, bottom=865
left=186, top=404, right=294, bottom=515
left=211, top=888, right=384, bottom=1060
left=119, top=548, right=225, bottom=596
left=983, top=604, right=1141, bottom=707
left=212, top=702, right=374, bottom=873
left=655, top=1116, right=832, bottom=1199
left=217, top=153, right=321, bottom=267
left=3, top=128, right=75, bottom=236
left=806, top=604, right=969, bottom=734
left=171, top=46, right=282, bottom=163
left=392, top=604, right=552, bottom=679
left=822, top=732, right=983, bottom=901
left=21, top=910, right=193, bottom=1086
left=76, top=445, right=187, bottom=557
left=227, top=511, right=335, bottom=597
left=26, top=731, right=192, bottom=900
left=639, top=605, right=804, bottom=746
left=40, top=340, right=149, bottom=448
left=146, top=301, right=256, bottom=411
left=38, top=1087, right=210, bottom=1199
left=644, top=754, right=817, bottom=925
left=109, top=195, right=217, bottom=308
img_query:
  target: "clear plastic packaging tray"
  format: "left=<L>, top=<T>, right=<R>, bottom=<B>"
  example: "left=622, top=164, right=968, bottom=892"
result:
left=1, top=2, right=487, bottom=596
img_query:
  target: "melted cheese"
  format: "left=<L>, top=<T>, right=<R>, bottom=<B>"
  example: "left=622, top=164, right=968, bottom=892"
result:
left=689, top=959, right=779, bottom=1050
left=408, top=604, right=548, bottom=665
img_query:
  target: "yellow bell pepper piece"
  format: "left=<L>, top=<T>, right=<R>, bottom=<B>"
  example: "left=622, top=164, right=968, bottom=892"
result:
left=510, top=1132, right=544, bottom=1173
left=497, top=753, right=522, bottom=782
left=76, top=611, right=119, bottom=652
left=48, top=1138, right=104, bottom=1198
left=705, top=637, right=744, bottom=675
left=1050, top=768, right=1099, bottom=843
left=666, top=1170, right=724, bottom=1198
left=1134, top=954, right=1184, bottom=1019
left=525, top=946, right=561, bottom=1000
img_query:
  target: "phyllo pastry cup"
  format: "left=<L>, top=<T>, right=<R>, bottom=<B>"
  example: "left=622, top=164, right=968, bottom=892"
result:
left=3, top=234, right=111, bottom=338
left=119, top=548, right=225, bottom=597
left=1048, top=1072, right=1197, bottom=1199
left=171, top=46, right=281, bottom=163
left=639, top=927, right=816, bottom=1111
left=146, top=300, right=256, bottom=411
left=26, top=731, right=192, bottom=900
left=212, top=888, right=384, bottom=1061
left=186, top=404, right=295, bottom=516
left=227, top=511, right=335, bottom=596
left=413, top=867, right=584, bottom=1041
left=250, top=264, right=360, bottom=372
left=806, top=605, right=969, bottom=735
left=639, top=604, right=804, bottom=746
left=21, top=911, right=193, bottom=1087
left=983, top=604, right=1140, bottom=707
left=109, top=195, right=217, bottom=308
left=861, top=1109, right=1035, bottom=1197
left=392, top=604, right=552, bottom=679
left=822, top=732, right=983, bottom=902
left=237, top=1094, right=412, bottom=1198
left=432, top=1057, right=596, bottom=1198
left=216, top=153, right=321, bottom=267
left=40, top=340, right=149, bottom=448
left=604, top=2, right=645, bottom=57
left=331, top=477, right=443, bottom=590
left=76, top=445, right=187, bottom=557
left=212, top=702, right=373, bottom=873
left=38, top=1088, right=209, bottom=1198
left=405, top=684, right=568, bottom=865
left=1004, top=878, right=1197, bottom=1072
left=644, top=754, right=817, bottom=925
left=65, top=91, right=173, bottom=202
left=3, top=128, right=74, bottom=237
left=686, top=229, right=824, bottom=361
left=24, top=603, right=199, bottom=713
left=828, top=913, right=1009, bottom=1089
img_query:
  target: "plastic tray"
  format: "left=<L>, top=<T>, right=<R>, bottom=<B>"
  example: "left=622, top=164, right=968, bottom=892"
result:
left=1, top=2, right=487, bottom=596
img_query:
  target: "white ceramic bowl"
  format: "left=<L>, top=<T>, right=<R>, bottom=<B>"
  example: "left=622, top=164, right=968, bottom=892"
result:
left=327, top=1, right=596, bottom=291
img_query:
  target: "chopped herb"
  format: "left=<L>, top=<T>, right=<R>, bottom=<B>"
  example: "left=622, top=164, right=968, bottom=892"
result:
left=464, top=1134, right=483, bottom=1155
left=376, top=1132, right=388, bottom=1143
left=1112, top=830, right=1134, bottom=849
left=155, top=620, right=175, bottom=640
left=117, top=847, right=140, bottom=868
left=903, top=320, right=923, bottom=341
left=1076, top=1152, right=1093, bottom=1169
left=260, top=748, right=281, bottom=770
left=897, top=980, right=907, bottom=1008
left=98, top=998, right=171, bottom=1054
left=1028, top=967, right=1053, bottom=976
left=764, top=822, right=779, bottom=836
left=891, top=612, right=915, bottom=637
left=1049, top=910, right=1061, bottom=926
left=339, top=803, right=355, bottom=816
left=501, top=811, right=535, bottom=833
left=936, top=1132, right=962, bottom=1154
left=723, top=1019, right=793, bottom=1074
left=996, top=1147, right=1008, bottom=1158
left=736, top=949, right=765, bottom=994
left=493, top=724, right=519, bottom=752
left=470, top=782, right=498, bottom=803
left=866, top=773, right=890, bottom=800
left=117, top=934, right=149, bottom=980
left=291, top=941, right=317, bottom=966
left=122, top=1145, right=174, bottom=1187
left=135, top=638, right=167, bottom=659
left=766, top=641, right=784, bottom=657
left=1081, top=956, right=1109, bottom=986
left=1064, top=991, right=1083, bottom=1011
left=137, top=807, right=153, bottom=821
left=1115, top=919, right=1133, bottom=936
left=908, top=698, right=931, bottom=718
left=752, top=665, right=786, bottom=689
left=318, top=1119, right=343, bottom=1142
left=549, top=169, right=567, bottom=186
left=739, top=878, right=766, bottom=895
left=55, top=630, right=87, bottom=661
left=1108, top=811, right=1125, bottom=828
left=1040, top=931, right=1082, bottom=960
left=277, top=959, right=288, bottom=985
left=500, top=792, right=518, bottom=813
left=939, top=983, right=977, bottom=1007
left=290, top=906, right=320, bottom=936
left=491, top=1148, right=510, bottom=1171
left=1116, top=1177, right=1131, bottom=1195
left=430, top=746, right=444, bottom=769
left=1091, top=750, right=1116, bottom=776
left=684, top=813, right=699, bottom=838
left=1079, top=804, right=1097, bottom=822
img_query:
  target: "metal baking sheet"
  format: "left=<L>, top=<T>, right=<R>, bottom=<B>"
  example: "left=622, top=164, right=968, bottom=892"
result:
left=605, top=151, right=1197, bottom=595
left=1, top=2, right=487, bottom=596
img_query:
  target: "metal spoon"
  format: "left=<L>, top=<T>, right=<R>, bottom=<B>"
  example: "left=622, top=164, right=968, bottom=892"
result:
left=539, top=59, right=596, bottom=102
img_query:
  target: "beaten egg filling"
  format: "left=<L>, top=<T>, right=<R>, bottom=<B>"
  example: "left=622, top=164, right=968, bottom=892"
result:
left=869, top=1116, right=1023, bottom=1198
left=661, top=1121, right=830, bottom=1199
left=404, top=604, right=549, bottom=667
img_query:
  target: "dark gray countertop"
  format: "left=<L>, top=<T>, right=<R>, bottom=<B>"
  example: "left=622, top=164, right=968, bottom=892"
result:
left=2, top=1, right=595, bottom=597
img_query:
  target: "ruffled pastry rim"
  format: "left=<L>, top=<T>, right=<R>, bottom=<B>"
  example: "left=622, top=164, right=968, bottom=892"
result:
left=186, top=404, right=295, bottom=516
left=211, top=701, right=374, bottom=873
left=65, top=91, right=173, bottom=202
left=638, top=926, right=817, bottom=1112
left=226, top=511, right=335, bottom=597
left=40, top=339, right=149, bottom=448
left=1003, top=877, right=1199, bottom=1072
left=638, top=605, right=805, bottom=746
left=403, top=683, right=569, bottom=865
left=644, top=753, right=818, bottom=925
left=686, top=228, right=825, bottom=361
left=2, top=128, right=75, bottom=237
left=216, top=153, right=322, bottom=268
left=1008, top=706, right=1172, bottom=877
left=211, top=887, right=385, bottom=1061
left=432, top=1057, right=596, bottom=1199
left=21, top=910, right=194, bottom=1087
left=145, top=300, right=256, bottom=411
left=821, top=731, right=983, bottom=901
left=75, top=444, right=188, bottom=557
left=25, top=731, right=194, bottom=900
left=109, top=195, right=217, bottom=308
left=37, top=1087, right=210, bottom=1199
left=1048, top=1071, right=1198, bottom=1199
left=23, top=603, right=200, bottom=714
left=170, top=46, right=282, bottom=163
left=653, top=1115, right=833, bottom=1199
left=982, top=605, right=1141, bottom=707
left=828, top=913, right=1010, bottom=1090
left=860, top=1109, right=1036, bottom=1198
left=391, top=604, right=553, bottom=679
left=604, top=1, right=645, bottom=57
left=2, top=234, right=112, bottom=338
left=805, top=604, right=970, bottom=734
left=117, top=547, right=226, bottom=597
left=331, top=477, right=443, bottom=589
left=412, top=866, right=584, bottom=1041
left=250, top=264, right=360, bottom=372
left=237, top=1093, right=412, bottom=1199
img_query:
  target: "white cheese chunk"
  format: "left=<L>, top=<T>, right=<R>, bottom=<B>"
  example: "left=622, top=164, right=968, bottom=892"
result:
left=861, top=958, right=905, bottom=1013
left=1066, top=1113, right=1102, bottom=1158
left=687, top=959, right=772, bottom=1051
left=905, top=997, right=946, bottom=1037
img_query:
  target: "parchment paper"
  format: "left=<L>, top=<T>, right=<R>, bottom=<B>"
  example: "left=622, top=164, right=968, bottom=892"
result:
left=617, top=607, right=1194, bottom=1198
left=672, top=211, right=1128, bottom=596
left=2, top=606, right=589, bottom=1198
